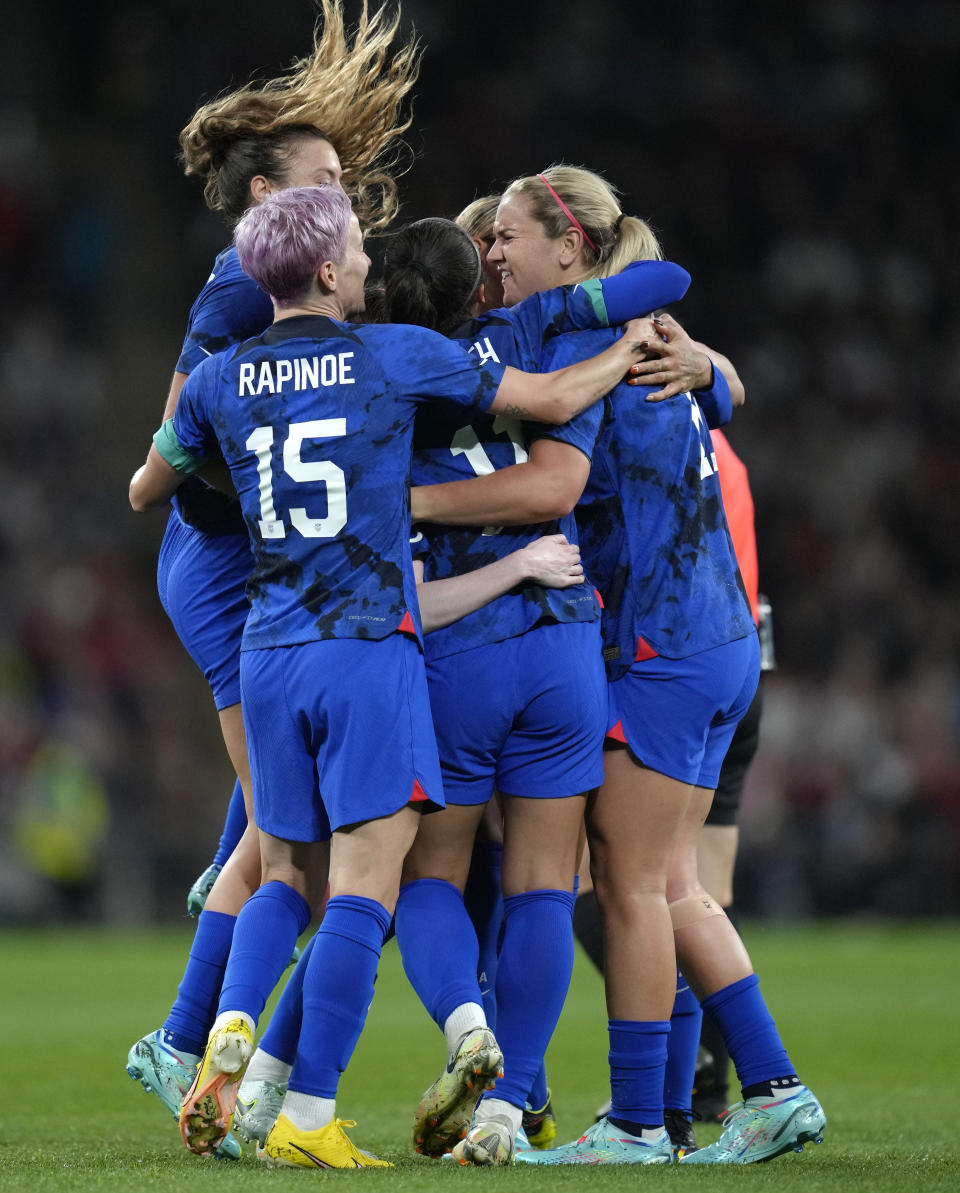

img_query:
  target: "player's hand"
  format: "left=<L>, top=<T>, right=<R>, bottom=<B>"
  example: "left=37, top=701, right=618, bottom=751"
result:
left=626, top=311, right=713, bottom=400
left=518, top=533, right=585, bottom=588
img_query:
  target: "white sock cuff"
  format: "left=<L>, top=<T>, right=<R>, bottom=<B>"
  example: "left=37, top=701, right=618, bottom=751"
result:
left=282, top=1090, right=335, bottom=1133
left=242, top=1047, right=292, bottom=1087
left=443, top=1003, right=486, bottom=1058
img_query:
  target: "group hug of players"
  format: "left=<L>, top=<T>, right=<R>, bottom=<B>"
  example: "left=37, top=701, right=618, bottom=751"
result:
left=126, top=0, right=825, bottom=1171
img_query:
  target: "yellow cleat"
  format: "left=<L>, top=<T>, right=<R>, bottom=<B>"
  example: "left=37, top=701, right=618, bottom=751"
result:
left=258, top=1113, right=391, bottom=1168
left=179, top=1018, right=254, bottom=1157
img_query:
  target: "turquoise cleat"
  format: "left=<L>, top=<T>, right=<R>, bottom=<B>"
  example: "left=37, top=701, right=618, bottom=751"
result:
left=680, top=1085, right=826, bottom=1164
left=186, top=864, right=222, bottom=916
left=516, top=1116, right=673, bottom=1165
left=126, top=1029, right=242, bottom=1159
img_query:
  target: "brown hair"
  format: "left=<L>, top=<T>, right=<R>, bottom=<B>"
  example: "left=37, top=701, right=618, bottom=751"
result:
left=179, top=1, right=421, bottom=230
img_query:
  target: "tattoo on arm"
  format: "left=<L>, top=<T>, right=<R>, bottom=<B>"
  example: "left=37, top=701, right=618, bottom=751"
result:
left=502, top=403, right=531, bottom=418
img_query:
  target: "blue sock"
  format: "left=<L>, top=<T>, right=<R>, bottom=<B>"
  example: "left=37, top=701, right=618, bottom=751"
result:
left=212, top=780, right=247, bottom=867
left=528, top=1063, right=549, bottom=1112
left=663, top=972, right=702, bottom=1113
left=218, top=880, right=310, bottom=1023
left=289, top=895, right=391, bottom=1098
left=608, top=1019, right=670, bottom=1128
left=701, top=974, right=795, bottom=1092
left=395, top=878, right=483, bottom=1027
left=257, top=933, right=317, bottom=1066
left=163, top=909, right=236, bottom=1055
left=481, top=889, right=574, bottom=1111
left=463, top=842, right=503, bottom=1029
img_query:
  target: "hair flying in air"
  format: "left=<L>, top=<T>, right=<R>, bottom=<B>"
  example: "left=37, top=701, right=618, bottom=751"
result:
left=179, top=1, right=421, bottom=230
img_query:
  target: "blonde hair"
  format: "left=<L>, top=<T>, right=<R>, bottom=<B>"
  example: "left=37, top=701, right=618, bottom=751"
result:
left=503, top=164, right=662, bottom=277
left=179, top=1, right=421, bottom=230
left=455, top=194, right=500, bottom=244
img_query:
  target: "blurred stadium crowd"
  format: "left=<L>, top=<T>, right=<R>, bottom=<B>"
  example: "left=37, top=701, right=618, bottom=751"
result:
left=0, top=0, right=957, bottom=920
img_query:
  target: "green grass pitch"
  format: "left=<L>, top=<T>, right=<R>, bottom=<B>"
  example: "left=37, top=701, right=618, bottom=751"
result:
left=2, top=921, right=958, bottom=1190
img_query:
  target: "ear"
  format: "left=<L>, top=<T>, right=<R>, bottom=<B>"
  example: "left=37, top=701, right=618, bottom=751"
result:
left=249, top=175, right=272, bottom=204
left=557, top=226, right=584, bottom=267
left=317, top=259, right=338, bottom=291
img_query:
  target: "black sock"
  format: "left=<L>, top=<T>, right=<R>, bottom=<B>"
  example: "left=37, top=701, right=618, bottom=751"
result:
left=742, top=1074, right=801, bottom=1101
left=573, top=889, right=605, bottom=973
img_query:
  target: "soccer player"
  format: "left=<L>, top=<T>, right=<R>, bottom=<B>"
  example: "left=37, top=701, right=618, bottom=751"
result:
left=129, top=184, right=659, bottom=1167
left=410, top=166, right=826, bottom=1167
left=124, top=1, right=421, bottom=1155
left=376, top=216, right=713, bottom=1166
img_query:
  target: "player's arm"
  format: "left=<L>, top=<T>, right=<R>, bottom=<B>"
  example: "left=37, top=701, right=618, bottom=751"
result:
left=414, top=534, right=585, bottom=633
left=412, top=437, right=590, bottom=527
left=161, top=371, right=189, bottom=421
left=129, top=420, right=207, bottom=511
left=488, top=317, right=651, bottom=424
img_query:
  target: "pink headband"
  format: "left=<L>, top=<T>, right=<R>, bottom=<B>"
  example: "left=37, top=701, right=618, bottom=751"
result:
left=537, top=173, right=597, bottom=253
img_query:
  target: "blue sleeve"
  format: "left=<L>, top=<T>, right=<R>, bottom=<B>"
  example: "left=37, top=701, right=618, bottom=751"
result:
left=175, top=251, right=273, bottom=374
left=530, top=334, right=606, bottom=458
left=171, top=364, right=219, bottom=457
left=592, top=260, right=691, bottom=325
left=472, top=260, right=691, bottom=364
left=406, top=326, right=506, bottom=412
left=693, top=364, right=732, bottom=428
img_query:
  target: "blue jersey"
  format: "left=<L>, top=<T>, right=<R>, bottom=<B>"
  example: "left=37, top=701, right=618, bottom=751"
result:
left=176, top=246, right=273, bottom=374
left=167, top=315, right=504, bottom=650
left=541, top=329, right=755, bottom=677
left=171, top=246, right=273, bottom=535
left=412, top=263, right=689, bottom=660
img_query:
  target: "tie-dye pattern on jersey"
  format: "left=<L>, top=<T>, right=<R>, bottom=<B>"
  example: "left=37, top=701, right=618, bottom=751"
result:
left=171, top=315, right=503, bottom=650
left=541, top=329, right=755, bottom=679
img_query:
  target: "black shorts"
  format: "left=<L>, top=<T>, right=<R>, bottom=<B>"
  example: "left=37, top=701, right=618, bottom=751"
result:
left=706, top=678, right=764, bottom=827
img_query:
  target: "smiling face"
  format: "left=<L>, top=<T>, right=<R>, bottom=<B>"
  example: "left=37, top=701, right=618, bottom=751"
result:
left=488, top=191, right=574, bottom=306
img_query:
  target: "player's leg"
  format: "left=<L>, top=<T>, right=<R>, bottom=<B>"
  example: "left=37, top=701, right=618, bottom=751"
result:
left=262, top=635, right=443, bottom=1170
left=454, top=791, right=584, bottom=1165
left=673, top=641, right=824, bottom=1165
left=693, top=680, right=762, bottom=1120
left=456, top=621, right=604, bottom=1167
left=397, top=801, right=502, bottom=1156
left=398, top=643, right=511, bottom=1156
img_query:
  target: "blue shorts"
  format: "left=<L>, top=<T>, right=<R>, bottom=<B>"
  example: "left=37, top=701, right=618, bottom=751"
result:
left=425, top=619, right=606, bottom=805
left=157, top=513, right=251, bottom=710
left=606, top=632, right=760, bottom=789
left=241, top=633, right=444, bottom=841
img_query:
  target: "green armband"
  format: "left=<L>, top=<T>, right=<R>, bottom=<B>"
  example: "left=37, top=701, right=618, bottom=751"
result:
left=153, top=418, right=205, bottom=475
left=577, top=278, right=609, bottom=326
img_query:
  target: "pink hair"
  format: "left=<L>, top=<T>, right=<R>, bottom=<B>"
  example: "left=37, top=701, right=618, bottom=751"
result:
left=234, top=186, right=352, bottom=304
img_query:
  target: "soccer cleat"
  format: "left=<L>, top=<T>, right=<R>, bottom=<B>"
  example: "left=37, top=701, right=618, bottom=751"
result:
left=179, top=1018, right=254, bottom=1157
left=451, top=1112, right=516, bottom=1166
left=234, top=1079, right=286, bottom=1146
left=258, top=1113, right=391, bottom=1168
left=664, top=1108, right=699, bottom=1159
left=412, top=1027, right=503, bottom=1157
left=680, top=1085, right=826, bottom=1164
left=186, top=863, right=222, bottom=916
left=522, top=1089, right=557, bottom=1150
left=692, top=1042, right=729, bottom=1121
left=126, top=1030, right=242, bottom=1159
left=516, top=1115, right=673, bottom=1165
